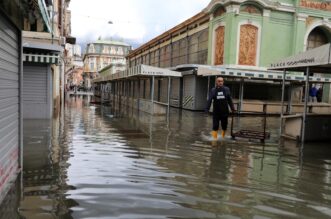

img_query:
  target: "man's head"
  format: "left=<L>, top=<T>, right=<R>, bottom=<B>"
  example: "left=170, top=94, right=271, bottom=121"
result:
left=216, top=77, right=224, bottom=87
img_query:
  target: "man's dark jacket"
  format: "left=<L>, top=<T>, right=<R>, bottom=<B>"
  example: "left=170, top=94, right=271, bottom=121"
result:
left=205, top=86, right=235, bottom=114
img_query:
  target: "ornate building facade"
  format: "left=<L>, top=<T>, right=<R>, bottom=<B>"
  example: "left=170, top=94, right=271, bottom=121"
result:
left=128, top=0, right=331, bottom=102
left=83, top=40, right=132, bottom=88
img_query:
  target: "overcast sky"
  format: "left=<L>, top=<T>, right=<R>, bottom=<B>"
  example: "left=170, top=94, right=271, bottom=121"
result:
left=69, top=0, right=210, bottom=49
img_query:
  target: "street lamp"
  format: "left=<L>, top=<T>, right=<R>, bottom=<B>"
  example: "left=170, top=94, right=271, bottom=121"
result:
left=108, top=21, right=113, bottom=24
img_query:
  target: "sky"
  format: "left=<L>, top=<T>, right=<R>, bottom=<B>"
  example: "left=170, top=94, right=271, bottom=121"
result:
left=69, top=0, right=210, bottom=50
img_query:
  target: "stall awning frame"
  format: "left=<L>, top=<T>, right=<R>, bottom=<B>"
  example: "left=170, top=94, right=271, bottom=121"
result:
left=93, top=65, right=182, bottom=83
left=196, top=65, right=331, bottom=83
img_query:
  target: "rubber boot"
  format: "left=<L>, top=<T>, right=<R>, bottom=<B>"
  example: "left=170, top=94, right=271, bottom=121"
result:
left=221, top=130, right=226, bottom=138
left=212, top=131, right=218, bottom=140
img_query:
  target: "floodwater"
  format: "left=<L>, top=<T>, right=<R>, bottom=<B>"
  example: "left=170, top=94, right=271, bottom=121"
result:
left=1, top=96, right=331, bottom=219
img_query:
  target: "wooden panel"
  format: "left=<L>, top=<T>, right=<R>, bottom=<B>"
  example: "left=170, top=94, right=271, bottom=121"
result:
left=238, top=24, right=258, bottom=66
left=214, top=26, right=225, bottom=65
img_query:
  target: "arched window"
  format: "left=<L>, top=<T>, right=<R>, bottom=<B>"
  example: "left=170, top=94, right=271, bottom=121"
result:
left=214, top=26, right=225, bottom=65
left=213, top=6, right=225, bottom=18
left=307, top=27, right=329, bottom=50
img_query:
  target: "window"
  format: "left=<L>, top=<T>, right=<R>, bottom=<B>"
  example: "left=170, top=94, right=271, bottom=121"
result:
left=307, top=27, right=329, bottom=50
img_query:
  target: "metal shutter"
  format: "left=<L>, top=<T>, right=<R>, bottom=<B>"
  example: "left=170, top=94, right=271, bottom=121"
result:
left=23, top=64, right=51, bottom=119
left=160, top=78, right=168, bottom=103
left=0, top=15, right=20, bottom=200
left=170, top=78, right=180, bottom=107
left=183, top=75, right=196, bottom=110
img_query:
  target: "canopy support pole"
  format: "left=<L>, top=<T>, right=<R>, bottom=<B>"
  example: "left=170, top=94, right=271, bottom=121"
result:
left=287, top=84, right=293, bottom=114
left=167, top=77, right=171, bottom=117
left=151, top=76, right=155, bottom=115
left=302, top=67, right=310, bottom=143
left=137, top=79, right=140, bottom=112
left=280, top=69, right=286, bottom=135
left=239, top=79, right=244, bottom=113
left=207, top=76, right=210, bottom=100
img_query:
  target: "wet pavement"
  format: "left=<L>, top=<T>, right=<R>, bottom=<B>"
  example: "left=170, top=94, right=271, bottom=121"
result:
left=1, top=97, right=331, bottom=219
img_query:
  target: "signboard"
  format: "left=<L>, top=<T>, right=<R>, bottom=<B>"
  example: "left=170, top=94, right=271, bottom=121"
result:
left=300, top=0, right=331, bottom=11
left=270, top=43, right=331, bottom=69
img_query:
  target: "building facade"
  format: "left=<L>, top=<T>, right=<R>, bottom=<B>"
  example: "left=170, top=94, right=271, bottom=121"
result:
left=22, top=0, right=72, bottom=118
left=83, top=40, right=132, bottom=88
left=127, top=0, right=331, bottom=103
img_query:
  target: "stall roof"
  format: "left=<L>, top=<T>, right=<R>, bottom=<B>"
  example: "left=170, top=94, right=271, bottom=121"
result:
left=93, top=65, right=182, bottom=83
left=196, top=65, right=331, bottom=83
left=269, top=43, right=331, bottom=73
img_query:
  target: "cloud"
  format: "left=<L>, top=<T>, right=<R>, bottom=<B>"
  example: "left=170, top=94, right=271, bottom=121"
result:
left=69, top=0, right=210, bottom=48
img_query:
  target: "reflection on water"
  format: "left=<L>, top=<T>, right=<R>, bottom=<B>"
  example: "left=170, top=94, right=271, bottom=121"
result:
left=1, top=96, right=331, bottom=219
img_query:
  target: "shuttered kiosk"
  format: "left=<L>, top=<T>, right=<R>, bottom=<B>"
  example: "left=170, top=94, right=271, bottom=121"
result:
left=0, top=13, right=21, bottom=203
left=22, top=43, right=61, bottom=119
left=174, top=65, right=208, bottom=111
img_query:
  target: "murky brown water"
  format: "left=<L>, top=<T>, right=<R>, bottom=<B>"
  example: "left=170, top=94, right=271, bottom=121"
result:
left=1, top=97, right=331, bottom=219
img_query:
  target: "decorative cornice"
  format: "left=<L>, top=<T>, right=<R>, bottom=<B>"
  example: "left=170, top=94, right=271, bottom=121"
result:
left=204, top=0, right=295, bottom=14
left=225, top=4, right=240, bottom=13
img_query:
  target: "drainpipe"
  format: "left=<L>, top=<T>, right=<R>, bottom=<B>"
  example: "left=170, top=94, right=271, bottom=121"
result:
left=60, top=0, right=65, bottom=108
left=51, top=4, right=54, bottom=44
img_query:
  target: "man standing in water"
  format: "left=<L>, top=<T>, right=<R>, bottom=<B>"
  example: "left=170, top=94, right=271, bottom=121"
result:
left=205, top=77, right=236, bottom=140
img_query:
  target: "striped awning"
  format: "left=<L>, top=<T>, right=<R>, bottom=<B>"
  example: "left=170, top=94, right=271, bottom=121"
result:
left=23, top=53, right=59, bottom=64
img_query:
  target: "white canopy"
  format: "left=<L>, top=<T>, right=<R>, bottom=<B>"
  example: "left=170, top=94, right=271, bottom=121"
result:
left=269, top=43, right=331, bottom=73
left=196, top=65, right=331, bottom=83
left=93, top=64, right=182, bottom=83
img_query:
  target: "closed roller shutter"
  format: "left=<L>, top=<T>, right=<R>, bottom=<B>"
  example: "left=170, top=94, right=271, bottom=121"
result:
left=170, top=78, right=180, bottom=107
left=160, top=78, right=168, bottom=103
left=183, top=75, right=196, bottom=110
left=145, top=79, right=150, bottom=99
left=23, top=64, right=51, bottom=119
left=0, top=14, right=20, bottom=199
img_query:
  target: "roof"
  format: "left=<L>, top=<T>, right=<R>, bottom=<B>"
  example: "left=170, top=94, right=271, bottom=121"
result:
left=127, top=12, right=209, bottom=58
left=91, top=40, right=131, bottom=47
left=269, top=43, right=331, bottom=73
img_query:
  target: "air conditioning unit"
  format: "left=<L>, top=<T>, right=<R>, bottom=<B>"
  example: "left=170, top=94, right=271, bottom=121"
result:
left=60, top=37, right=66, bottom=46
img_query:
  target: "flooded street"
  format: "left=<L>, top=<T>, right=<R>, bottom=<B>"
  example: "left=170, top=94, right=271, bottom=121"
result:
left=1, top=97, right=331, bottom=219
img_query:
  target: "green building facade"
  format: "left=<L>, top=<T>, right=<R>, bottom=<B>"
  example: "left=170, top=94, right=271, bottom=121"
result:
left=127, top=0, right=331, bottom=102
left=206, top=0, right=331, bottom=101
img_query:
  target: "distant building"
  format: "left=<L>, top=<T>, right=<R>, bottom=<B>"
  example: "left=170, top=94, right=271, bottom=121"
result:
left=67, top=67, right=84, bottom=86
left=65, top=43, right=83, bottom=67
left=83, top=40, right=132, bottom=88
